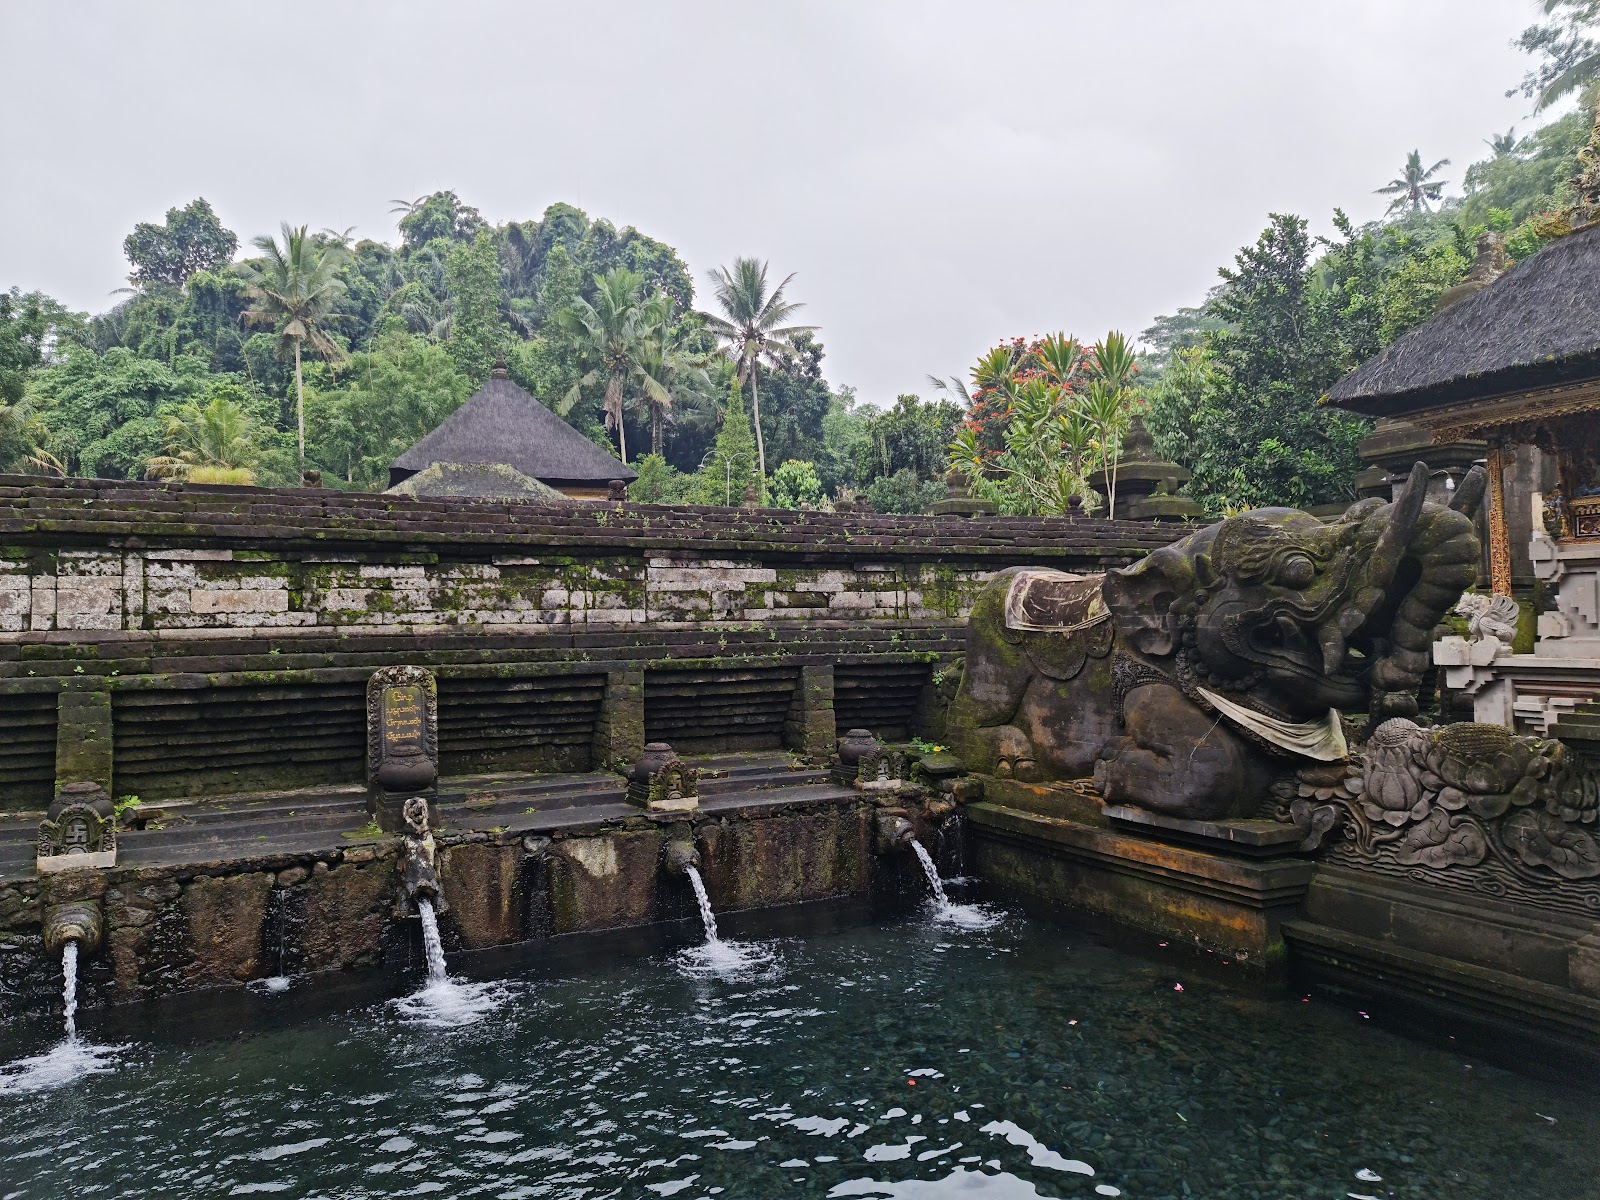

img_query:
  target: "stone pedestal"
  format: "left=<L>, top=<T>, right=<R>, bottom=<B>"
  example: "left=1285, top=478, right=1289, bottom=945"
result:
left=931, top=468, right=997, bottom=518
left=1091, top=416, right=1203, bottom=522
left=785, top=663, right=836, bottom=762
left=55, top=682, right=113, bottom=799
left=967, top=790, right=1314, bottom=981
left=366, top=666, right=439, bottom=833
left=594, top=669, right=646, bottom=771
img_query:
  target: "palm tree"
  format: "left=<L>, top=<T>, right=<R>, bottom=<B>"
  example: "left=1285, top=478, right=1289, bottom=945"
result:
left=628, top=295, right=715, bottom=455
left=235, top=224, right=348, bottom=473
left=1375, top=151, right=1452, bottom=215
left=700, top=258, right=817, bottom=482
left=1485, top=128, right=1519, bottom=158
left=145, top=396, right=257, bottom=481
left=556, top=268, right=654, bottom=463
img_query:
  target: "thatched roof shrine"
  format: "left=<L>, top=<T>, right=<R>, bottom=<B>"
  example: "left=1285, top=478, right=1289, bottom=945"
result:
left=1326, top=224, right=1600, bottom=438
left=389, top=365, right=635, bottom=500
left=1326, top=224, right=1600, bottom=598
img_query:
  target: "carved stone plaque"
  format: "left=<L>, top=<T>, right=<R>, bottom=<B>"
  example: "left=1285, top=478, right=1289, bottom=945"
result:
left=383, top=686, right=426, bottom=756
left=366, top=667, right=440, bottom=831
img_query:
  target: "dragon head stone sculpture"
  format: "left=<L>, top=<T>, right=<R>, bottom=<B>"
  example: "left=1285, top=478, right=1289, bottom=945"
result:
left=949, top=462, right=1488, bottom=821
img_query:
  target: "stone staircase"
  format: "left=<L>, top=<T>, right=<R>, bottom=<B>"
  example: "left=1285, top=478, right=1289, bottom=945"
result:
left=0, top=754, right=856, bottom=884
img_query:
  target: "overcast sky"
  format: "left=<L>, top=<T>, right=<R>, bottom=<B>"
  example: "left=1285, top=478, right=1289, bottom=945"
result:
left=0, top=1, right=1553, bottom=405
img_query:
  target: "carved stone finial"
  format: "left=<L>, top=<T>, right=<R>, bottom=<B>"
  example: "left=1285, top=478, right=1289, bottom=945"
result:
left=627, top=742, right=700, bottom=811
left=491, top=356, right=509, bottom=379
left=608, top=478, right=628, bottom=502
left=37, top=781, right=117, bottom=874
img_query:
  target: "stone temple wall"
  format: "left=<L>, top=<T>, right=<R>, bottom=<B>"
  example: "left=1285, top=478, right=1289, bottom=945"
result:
left=0, top=476, right=1179, bottom=807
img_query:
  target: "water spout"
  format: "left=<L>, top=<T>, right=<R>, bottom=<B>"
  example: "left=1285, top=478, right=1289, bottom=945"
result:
left=417, top=896, right=448, bottom=986
left=684, top=865, right=720, bottom=944
left=910, top=840, right=950, bottom=909
left=61, top=939, right=80, bottom=1041
left=400, top=797, right=442, bottom=904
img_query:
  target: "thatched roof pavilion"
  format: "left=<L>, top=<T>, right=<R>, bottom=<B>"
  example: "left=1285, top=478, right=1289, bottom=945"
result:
left=388, top=364, right=635, bottom=501
left=1327, top=225, right=1600, bottom=596
left=1327, top=224, right=1600, bottom=422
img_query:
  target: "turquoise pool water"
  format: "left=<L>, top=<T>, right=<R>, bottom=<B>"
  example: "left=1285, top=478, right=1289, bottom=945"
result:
left=2, top=898, right=1596, bottom=1199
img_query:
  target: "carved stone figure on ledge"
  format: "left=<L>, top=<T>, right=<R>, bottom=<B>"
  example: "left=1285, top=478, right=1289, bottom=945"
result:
left=36, top=781, right=118, bottom=874
left=948, top=462, right=1487, bottom=820
left=627, top=743, right=699, bottom=812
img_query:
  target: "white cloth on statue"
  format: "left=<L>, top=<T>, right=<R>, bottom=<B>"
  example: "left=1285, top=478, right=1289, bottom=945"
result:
left=1197, top=686, right=1348, bottom=761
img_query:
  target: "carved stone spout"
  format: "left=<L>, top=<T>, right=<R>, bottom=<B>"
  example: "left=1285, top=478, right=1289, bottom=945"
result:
left=399, top=796, right=442, bottom=906
left=874, top=810, right=916, bottom=855
left=663, top=836, right=702, bottom=876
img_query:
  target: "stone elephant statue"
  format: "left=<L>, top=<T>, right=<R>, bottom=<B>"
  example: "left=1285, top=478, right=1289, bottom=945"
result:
left=947, top=462, right=1487, bottom=820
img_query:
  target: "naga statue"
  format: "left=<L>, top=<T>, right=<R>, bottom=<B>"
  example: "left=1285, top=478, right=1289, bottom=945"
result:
left=948, top=462, right=1487, bottom=821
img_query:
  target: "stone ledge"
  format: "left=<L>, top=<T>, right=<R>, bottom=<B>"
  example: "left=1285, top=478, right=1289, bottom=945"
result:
left=968, top=803, right=1316, bottom=907
left=1283, top=918, right=1600, bottom=1072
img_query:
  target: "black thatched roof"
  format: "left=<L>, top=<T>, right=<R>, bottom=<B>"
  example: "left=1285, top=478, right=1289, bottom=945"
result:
left=390, top=372, right=635, bottom=488
left=1326, top=223, right=1600, bottom=417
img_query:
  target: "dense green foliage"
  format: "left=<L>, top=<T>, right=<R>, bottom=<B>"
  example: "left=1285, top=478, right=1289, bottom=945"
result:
left=1, top=192, right=898, bottom=505
left=947, top=333, right=1139, bottom=516
left=1126, top=14, right=1600, bottom=517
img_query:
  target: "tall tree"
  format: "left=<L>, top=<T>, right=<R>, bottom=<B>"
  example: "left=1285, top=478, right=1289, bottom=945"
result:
left=1192, top=214, right=1367, bottom=512
left=1514, top=1, right=1600, bottom=110
left=698, top=376, right=759, bottom=506
left=1485, top=127, right=1521, bottom=158
left=1375, top=151, right=1452, bottom=214
left=442, top=229, right=507, bottom=383
left=628, top=294, right=713, bottom=456
left=123, top=199, right=238, bottom=291
left=701, top=258, right=816, bottom=483
left=235, top=223, right=350, bottom=474
left=555, top=268, right=653, bottom=463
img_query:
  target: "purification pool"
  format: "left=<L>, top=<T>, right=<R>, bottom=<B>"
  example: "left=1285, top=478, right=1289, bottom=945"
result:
left=2, top=896, right=1597, bottom=1200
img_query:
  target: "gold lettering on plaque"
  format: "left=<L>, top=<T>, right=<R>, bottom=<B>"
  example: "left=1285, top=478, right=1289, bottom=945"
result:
left=382, top=686, right=425, bottom=755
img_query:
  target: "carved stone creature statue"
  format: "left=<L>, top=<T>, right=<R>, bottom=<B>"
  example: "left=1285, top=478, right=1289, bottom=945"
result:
left=1454, top=592, right=1520, bottom=650
left=949, top=462, right=1487, bottom=820
left=399, top=796, right=441, bottom=903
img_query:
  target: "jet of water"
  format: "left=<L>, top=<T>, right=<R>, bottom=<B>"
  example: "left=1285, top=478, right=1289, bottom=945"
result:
left=417, top=896, right=448, bottom=985
left=61, top=939, right=79, bottom=1041
left=910, top=840, right=950, bottom=909
left=684, top=865, right=720, bottom=943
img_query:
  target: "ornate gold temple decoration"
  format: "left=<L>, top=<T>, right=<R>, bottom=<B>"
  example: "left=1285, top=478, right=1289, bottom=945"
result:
left=1485, top=437, right=1513, bottom=597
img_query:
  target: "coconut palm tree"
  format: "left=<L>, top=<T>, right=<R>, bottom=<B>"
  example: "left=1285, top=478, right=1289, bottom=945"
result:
left=1375, top=151, right=1452, bottom=215
left=555, top=268, right=655, bottom=463
left=628, top=295, right=715, bottom=456
left=1485, top=127, right=1520, bottom=158
left=700, top=258, right=817, bottom=482
left=145, top=396, right=258, bottom=482
left=235, top=224, right=349, bottom=473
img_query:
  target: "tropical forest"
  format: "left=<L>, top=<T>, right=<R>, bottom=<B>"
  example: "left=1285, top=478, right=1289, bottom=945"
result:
left=4, top=4, right=1599, bottom=520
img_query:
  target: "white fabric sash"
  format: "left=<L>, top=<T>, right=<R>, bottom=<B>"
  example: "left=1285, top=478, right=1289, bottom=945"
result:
left=1197, top=686, right=1349, bottom=761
